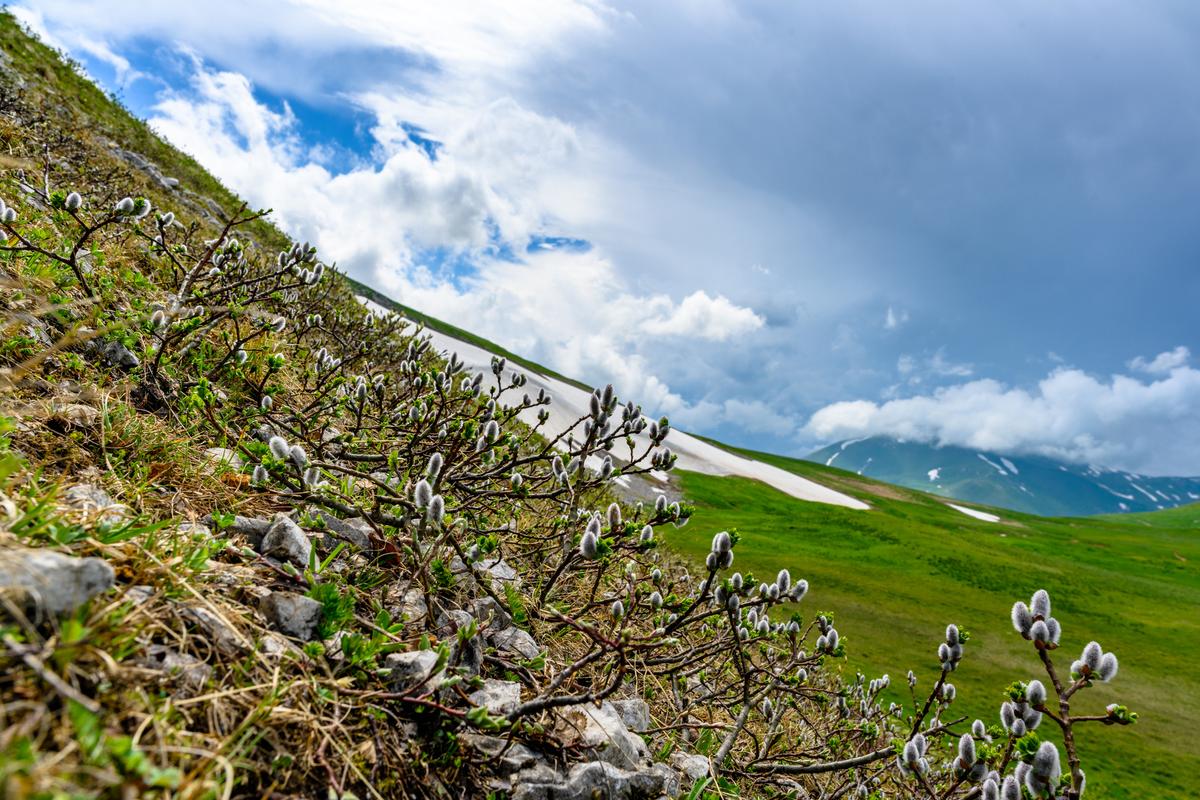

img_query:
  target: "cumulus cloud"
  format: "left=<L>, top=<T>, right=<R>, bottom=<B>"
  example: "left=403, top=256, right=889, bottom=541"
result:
left=641, top=291, right=763, bottom=341
left=143, top=55, right=764, bottom=433
left=805, top=349, right=1200, bottom=474
left=22, top=1, right=1200, bottom=467
left=1129, top=345, right=1190, bottom=375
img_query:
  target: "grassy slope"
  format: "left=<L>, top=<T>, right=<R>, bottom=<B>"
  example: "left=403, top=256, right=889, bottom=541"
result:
left=0, top=21, right=290, bottom=253
left=1098, top=502, right=1200, bottom=530
left=663, top=448, right=1199, bottom=800
left=348, top=278, right=594, bottom=393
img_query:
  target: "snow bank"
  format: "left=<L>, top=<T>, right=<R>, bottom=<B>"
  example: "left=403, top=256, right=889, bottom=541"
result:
left=360, top=297, right=869, bottom=510
left=946, top=503, right=1000, bottom=523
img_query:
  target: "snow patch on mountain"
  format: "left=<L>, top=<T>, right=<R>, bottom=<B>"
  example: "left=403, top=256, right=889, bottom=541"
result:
left=358, top=296, right=870, bottom=510
left=977, top=454, right=1008, bottom=476
left=947, top=503, right=1000, bottom=522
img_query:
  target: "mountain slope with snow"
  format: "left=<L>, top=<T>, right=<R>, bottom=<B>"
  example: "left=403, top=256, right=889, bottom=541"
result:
left=356, top=295, right=869, bottom=510
left=808, top=436, right=1200, bottom=516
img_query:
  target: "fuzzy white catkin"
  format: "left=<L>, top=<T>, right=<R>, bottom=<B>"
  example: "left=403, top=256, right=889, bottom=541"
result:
left=428, top=495, right=445, bottom=524
left=65, top=191, right=82, bottom=210
left=580, top=531, right=598, bottom=560
left=1030, top=589, right=1051, bottom=619
left=414, top=479, right=433, bottom=509
left=1011, top=601, right=1032, bottom=636
left=268, top=436, right=290, bottom=460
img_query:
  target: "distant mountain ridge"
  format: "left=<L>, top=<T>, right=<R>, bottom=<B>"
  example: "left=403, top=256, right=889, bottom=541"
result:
left=806, top=436, right=1200, bottom=517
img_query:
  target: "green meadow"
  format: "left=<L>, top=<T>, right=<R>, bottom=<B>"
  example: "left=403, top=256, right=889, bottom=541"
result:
left=663, top=450, right=1200, bottom=799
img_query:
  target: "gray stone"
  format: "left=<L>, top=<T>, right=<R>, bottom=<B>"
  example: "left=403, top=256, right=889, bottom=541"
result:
left=475, top=556, right=521, bottom=591
left=139, top=645, right=212, bottom=696
left=383, top=650, right=445, bottom=695
left=48, top=402, right=100, bottom=427
left=62, top=483, right=128, bottom=524
left=399, top=586, right=427, bottom=623
left=259, top=631, right=300, bottom=658
left=468, top=679, right=522, bottom=715
left=203, top=447, right=243, bottom=470
left=0, top=548, right=114, bottom=616
left=206, top=514, right=271, bottom=548
left=459, top=733, right=541, bottom=774
left=471, top=596, right=512, bottom=630
left=669, top=752, right=710, bottom=783
left=124, top=585, right=155, bottom=605
left=181, top=603, right=248, bottom=655
left=176, top=522, right=211, bottom=538
left=260, top=591, right=323, bottom=641
left=259, top=514, right=311, bottom=568
left=319, top=512, right=372, bottom=550
left=511, top=761, right=679, bottom=800
left=491, top=625, right=542, bottom=660
left=440, top=609, right=483, bottom=675
left=99, top=339, right=140, bottom=369
left=556, top=701, right=650, bottom=770
left=611, top=698, right=651, bottom=732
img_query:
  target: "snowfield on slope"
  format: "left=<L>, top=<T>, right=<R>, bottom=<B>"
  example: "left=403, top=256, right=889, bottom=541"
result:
left=946, top=503, right=1001, bottom=523
left=359, top=297, right=869, bottom=511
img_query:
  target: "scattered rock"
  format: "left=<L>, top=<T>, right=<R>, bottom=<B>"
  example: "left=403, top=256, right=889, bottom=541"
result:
left=181, top=603, right=249, bottom=655
left=207, top=514, right=271, bottom=548
left=611, top=698, right=651, bottom=733
left=260, top=591, right=323, bottom=640
left=138, top=644, right=212, bottom=696
left=511, top=761, right=679, bottom=800
left=99, top=339, right=140, bottom=369
left=48, top=402, right=100, bottom=428
left=62, top=483, right=128, bottom=524
left=472, top=596, right=512, bottom=630
left=259, top=514, right=311, bottom=568
left=556, top=701, right=650, bottom=770
left=124, top=585, right=155, bottom=605
left=475, top=557, right=521, bottom=591
left=386, top=582, right=427, bottom=624
left=319, top=512, right=372, bottom=550
left=469, top=679, right=522, bottom=715
left=440, top=609, right=483, bottom=675
left=203, top=447, right=243, bottom=470
left=259, top=631, right=301, bottom=658
left=110, top=144, right=180, bottom=191
left=383, top=650, right=445, bottom=694
left=490, top=625, right=541, bottom=661
left=460, top=733, right=541, bottom=774
left=670, top=752, right=709, bottom=783
left=0, top=548, right=114, bottom=616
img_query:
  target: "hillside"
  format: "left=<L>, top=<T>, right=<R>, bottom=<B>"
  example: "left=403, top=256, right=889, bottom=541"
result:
left=662, top=447, right=1200, bottom=800
left=0, top=14, right=1161, bottom=800
left=808, top=435, right=1200, bottom=517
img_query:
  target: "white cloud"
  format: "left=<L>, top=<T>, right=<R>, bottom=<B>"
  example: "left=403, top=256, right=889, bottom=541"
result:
left=641, top=291, right=763, bottom=341
left=143, top=55, right=764, bottom=434
left=1128, top=345, right=1190, bottom=375
left=884, top=305, right=908, bottom=330
left=805, top=351, right=1200, bottom=474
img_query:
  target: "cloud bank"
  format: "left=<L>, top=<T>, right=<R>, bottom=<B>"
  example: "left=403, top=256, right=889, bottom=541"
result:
left=17, top=1, right=1200, bottom=473
left=805, top=349, right=1200, bottom=474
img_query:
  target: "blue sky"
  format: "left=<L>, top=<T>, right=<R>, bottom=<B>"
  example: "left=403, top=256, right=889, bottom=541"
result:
left=18, top=1, right=1200, bottom=474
